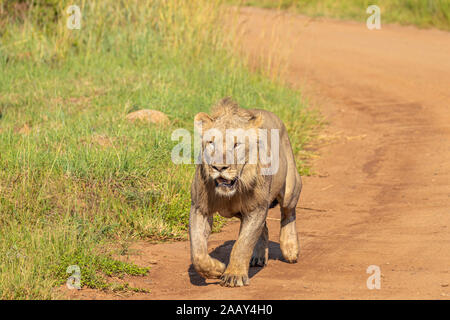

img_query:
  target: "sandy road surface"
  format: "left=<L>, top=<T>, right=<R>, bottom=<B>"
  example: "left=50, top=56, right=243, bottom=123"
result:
left=66, top=7, right=450, bottom=299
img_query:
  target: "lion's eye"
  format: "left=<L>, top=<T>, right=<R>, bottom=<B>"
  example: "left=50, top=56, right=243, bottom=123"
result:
left=234, top=142, right=241, bottom=148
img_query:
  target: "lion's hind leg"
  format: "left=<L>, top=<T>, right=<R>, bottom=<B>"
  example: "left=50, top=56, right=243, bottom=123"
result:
left=280, top=206, right=299, bottom=263
left=250, top=222, right=268, bottom=267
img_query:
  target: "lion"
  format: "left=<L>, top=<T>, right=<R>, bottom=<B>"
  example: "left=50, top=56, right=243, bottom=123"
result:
left=189, top=97, right=302, bottom=287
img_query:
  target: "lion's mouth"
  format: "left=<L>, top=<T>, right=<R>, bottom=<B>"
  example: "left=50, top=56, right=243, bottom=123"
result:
left=215, top=177, right=237, bottom=188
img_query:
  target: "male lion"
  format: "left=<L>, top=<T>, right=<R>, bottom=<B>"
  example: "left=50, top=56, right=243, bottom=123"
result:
left=189, top=98, right=302, bottom=287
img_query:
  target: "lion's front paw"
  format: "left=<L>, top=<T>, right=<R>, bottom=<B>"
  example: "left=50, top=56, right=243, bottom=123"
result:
left=220, top=272, right=249, bottom=287
left=198, top=267, right=224, bottom=279
left=194, top=256, right=226, bottom=279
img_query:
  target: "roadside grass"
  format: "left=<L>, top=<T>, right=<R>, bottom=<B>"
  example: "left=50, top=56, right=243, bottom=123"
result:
left=0, top=0, right=319, bottom=298
left=232, top=0, right=450, bottom=30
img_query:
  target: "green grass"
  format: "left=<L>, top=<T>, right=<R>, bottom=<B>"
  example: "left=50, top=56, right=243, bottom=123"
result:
left=232, top=0, right=450, bottom=30
left=0, top=0, right=319, bottom=299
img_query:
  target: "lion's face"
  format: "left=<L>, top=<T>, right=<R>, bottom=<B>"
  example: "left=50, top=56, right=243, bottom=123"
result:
left=195, top=106, right=263, bottom=197
left=202, top=135, right=252, bottom=197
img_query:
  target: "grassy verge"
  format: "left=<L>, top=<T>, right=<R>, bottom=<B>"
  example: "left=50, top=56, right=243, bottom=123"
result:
left=0, top=0, right=319, bottom=298
left=232, top=0, right=450, bottom=30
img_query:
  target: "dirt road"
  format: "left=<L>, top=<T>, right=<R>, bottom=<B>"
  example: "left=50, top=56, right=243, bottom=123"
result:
left=66, top=7, right=450, bottom=299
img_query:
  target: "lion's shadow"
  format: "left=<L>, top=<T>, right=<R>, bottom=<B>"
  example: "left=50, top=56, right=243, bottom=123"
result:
left=188, top=240, right=284, bottom=286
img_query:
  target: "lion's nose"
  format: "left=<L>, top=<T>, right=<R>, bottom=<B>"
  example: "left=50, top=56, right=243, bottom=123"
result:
left=212, top=165, right=229, bottom=172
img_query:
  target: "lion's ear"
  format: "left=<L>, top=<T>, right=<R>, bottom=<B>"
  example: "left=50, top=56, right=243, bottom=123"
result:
left=194, top=112, right=213, bottom=134
left=249, top=113, right=263, bottom=128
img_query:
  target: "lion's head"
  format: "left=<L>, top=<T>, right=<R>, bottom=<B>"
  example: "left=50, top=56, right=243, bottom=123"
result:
left=194, top=98, right=264, bottom=197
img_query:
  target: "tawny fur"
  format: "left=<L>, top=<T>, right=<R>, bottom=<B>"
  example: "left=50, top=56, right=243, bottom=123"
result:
left=189, top=98, right=302, bottom=287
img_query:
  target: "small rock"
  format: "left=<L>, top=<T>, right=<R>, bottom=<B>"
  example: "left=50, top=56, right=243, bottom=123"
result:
left=126, top=109, right=169, bottom=124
